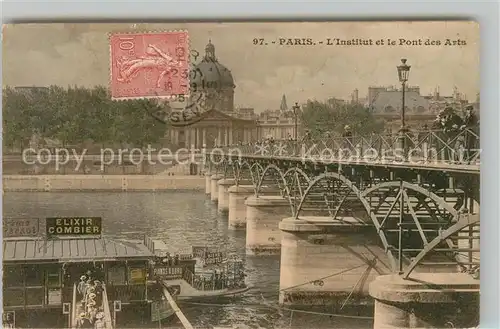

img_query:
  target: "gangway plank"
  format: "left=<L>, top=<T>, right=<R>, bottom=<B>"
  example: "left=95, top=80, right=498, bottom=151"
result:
left=70, top=283, right=114, bottom=329
left=161, top=281, right=194, bottom=329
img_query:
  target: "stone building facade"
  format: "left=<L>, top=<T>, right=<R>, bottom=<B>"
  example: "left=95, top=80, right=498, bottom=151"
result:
left=363, top=86, right=475, bottom=134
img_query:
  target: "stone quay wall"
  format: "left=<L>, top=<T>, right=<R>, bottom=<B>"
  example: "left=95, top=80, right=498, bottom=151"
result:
left=3, top=175, right=205, bottom=192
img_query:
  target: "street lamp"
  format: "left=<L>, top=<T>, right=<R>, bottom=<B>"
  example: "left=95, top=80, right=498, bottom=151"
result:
left=292, top=102, right=300, bottom=141
left=397, top=59, right=411, bottom=132
left=396, top=59, right=410, bottom=274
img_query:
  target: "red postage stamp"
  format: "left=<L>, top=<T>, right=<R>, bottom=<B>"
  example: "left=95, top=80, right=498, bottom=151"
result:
left=109, top=31, right=189, bottom=99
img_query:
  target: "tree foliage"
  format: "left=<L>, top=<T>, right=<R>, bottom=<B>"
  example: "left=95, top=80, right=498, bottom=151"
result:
left=300, top=100, right=384, bottom=137
left=3, top=85, right=167, bottom=152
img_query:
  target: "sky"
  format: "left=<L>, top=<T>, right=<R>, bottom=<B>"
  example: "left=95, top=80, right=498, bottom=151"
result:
left=2, top=21, right=479, bottom=111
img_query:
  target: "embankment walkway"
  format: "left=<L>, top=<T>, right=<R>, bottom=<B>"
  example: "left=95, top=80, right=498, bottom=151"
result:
left=2, top=175, right=205, bottom=192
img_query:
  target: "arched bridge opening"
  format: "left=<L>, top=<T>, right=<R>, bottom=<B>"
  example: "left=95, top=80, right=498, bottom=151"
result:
left=254, top=164, right=312, bottom=216
left=361, top=181, right=479, bottom=277
left=295, top=171, right=371, bottom=223
left=295, top=173, right=480, bottom=278
left=231, top=160, right=263, bottom=192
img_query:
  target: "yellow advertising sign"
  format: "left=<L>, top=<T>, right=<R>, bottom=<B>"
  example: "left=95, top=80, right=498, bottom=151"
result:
left=129, top=268, right=145, bottom=284
left=3, top=218, right=39, bottom=237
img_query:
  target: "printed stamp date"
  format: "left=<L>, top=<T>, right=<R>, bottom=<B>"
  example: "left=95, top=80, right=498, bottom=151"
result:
left=110, top=31, right=189, bottom=100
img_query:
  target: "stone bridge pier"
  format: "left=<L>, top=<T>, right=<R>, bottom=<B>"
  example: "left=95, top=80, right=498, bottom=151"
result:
left=228, top=185, right=255, bottom=230
left=210, top=174, right=223, bottom=202
left=278, top=217, right=391, bottom=308
left=245, top=195, right=291, bottom=255
left=205, top=171, right=212, bottom=195
left=217, top=178, right=235, bottom=213
left=369, top=273, right=479, bottom=329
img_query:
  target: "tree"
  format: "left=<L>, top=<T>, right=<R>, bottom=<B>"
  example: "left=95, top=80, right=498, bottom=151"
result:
left=2, top=87, right=33, bottom=152
left=119, top=98, right=166, bottom=148
left=117, top=98, right=167, bottom=173
left=2, top=85, right=169, bottom=158
left=300, top=100, right=384, bottom=138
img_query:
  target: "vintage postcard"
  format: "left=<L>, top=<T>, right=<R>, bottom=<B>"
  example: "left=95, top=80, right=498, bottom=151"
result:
left=2, top=21, right=480, bottom=329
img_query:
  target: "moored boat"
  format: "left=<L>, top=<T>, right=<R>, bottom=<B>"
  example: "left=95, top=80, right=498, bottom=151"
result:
left=2, top=217, right=250, bottom=328
left=147, top=240, right=251, bottom=301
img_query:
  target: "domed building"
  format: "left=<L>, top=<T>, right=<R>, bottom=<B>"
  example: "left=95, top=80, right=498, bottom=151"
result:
left=191, top=40, right=235, bottom=112
left=167, top=40, right=258, bottom=149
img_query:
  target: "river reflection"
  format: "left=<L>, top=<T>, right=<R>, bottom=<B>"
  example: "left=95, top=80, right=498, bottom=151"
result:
left=3, top=191, right=373, bottom=329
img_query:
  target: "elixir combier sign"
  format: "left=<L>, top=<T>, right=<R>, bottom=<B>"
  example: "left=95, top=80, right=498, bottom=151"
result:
left=46, top=217, right=102, bottom=238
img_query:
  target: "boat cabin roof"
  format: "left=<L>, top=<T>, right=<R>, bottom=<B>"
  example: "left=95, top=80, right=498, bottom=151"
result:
left=3, top=237, right=155, bottom=264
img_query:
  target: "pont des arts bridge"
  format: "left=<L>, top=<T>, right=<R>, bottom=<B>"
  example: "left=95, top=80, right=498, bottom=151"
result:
left=204, top=127, right=480, bottom=329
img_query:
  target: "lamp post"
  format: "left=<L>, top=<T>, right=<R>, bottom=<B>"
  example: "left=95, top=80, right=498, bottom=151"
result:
left=397, top=58, right=411, bottom=153
left=292, top=102, right=300, bottom=155
left=292, top=102, right=300, bottom=141
left=396, top=59, right=410, bottom=274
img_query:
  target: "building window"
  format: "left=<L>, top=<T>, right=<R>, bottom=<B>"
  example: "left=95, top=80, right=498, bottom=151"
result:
left=384, top=106, right=396, bottom=112
left=4, top=265, right=23, bottom=287
left=4, top=288, right=24, bottom=307
left=24, top=265, right=43, bottom=287
left=25, top=287, right=44, bottom=306
left=46, top=268, right=61, bottom=287
left=107, top=264, right=127, bottom=285
left=416, top=106, right=426, bottom=113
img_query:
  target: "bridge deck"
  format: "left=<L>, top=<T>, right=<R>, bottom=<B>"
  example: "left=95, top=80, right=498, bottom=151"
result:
left=238, top=154, right=480, bottom=174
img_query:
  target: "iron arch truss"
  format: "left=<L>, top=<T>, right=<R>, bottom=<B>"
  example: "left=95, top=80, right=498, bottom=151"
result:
left=296, top=174, right=480, bottom=275
left=296, top=172, right=398, bottom=271
left=361, top=181, right=479, bottom=276
left=282, top=167, right=312, bottom=216
left=255, top=164, right=295, bottom=215
left=232, top=160, right=265, bottom=194
left=402, top=213, right=480, bottom=278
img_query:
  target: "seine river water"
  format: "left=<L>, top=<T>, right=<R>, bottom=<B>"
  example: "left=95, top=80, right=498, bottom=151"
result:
left=4, top=191, right=373, bottom=329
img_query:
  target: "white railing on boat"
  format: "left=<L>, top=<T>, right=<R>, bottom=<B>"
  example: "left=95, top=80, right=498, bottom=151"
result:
left=181, top=267, right=246, bottom=291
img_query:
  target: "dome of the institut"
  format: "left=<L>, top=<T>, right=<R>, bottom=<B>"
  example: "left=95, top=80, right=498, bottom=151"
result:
left=191, top=40, right=235, bottom=90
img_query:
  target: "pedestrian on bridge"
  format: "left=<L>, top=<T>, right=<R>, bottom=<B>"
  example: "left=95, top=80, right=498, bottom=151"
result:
left=341, top=125, right=353, bottom=152
left=463, top=106, right=479, bottom=162
left=433, top=107, right=465, bottom=162
left=342, top=125, right=352, bottom=138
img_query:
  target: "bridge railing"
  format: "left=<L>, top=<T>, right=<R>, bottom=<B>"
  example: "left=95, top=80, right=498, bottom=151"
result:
left=212, top=127, right=480, bottom=166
